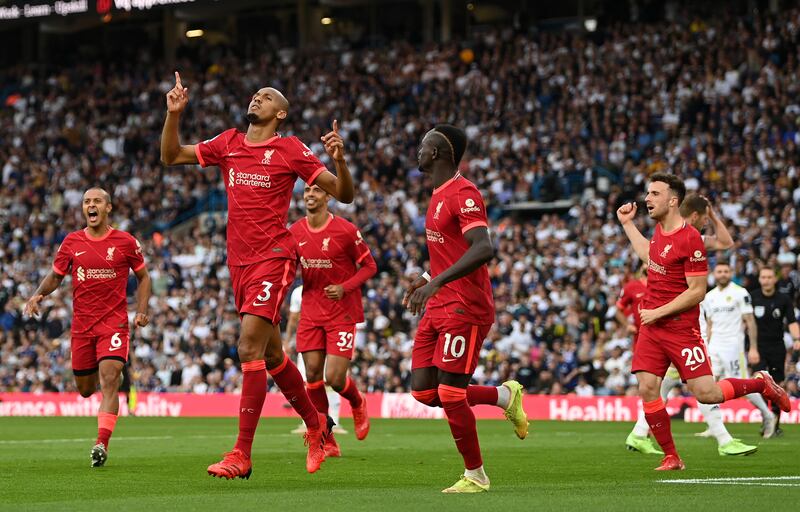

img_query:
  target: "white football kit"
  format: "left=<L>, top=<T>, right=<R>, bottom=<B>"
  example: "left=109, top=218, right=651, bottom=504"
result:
left=700, top=283, right=753, bottom=379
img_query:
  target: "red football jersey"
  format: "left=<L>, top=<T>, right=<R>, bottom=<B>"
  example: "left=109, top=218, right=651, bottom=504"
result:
left=289, top=215, right=372, bottom=324
left=424, top=173, right=494, bottom=324
left=52, top=228, right=145, bottom=335
left=195, top=130, right=327, bottom=266
left=645, top=222, right=708, bottom=325
left=617, top=278, right=647, bottom=329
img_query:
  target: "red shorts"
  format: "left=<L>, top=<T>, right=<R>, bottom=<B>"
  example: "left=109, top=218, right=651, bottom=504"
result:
left=71, top=329, right=129, bottom=375
left=296, top=319, right=356, bottom=359
left=632, top=322, right=712, bottom=381
left=230, top=259, right=295, bottom=324
left=412, top=315, right=491, bottom=375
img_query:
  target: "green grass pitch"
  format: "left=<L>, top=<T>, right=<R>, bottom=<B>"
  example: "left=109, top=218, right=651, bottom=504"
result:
left=0, top=417, right=796, bottom=511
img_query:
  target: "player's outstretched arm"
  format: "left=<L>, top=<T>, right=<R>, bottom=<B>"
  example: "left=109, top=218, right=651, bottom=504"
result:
left=703, top=204, right=734, bottom=251
left=23, top=271, right=65, bottom=317
left=160, top=71, right=199, bottom=166
left=314, top=120, right=354, bottom=203
left=133, top=266, right=151, bottom=328
left=640, top=275, right=707, bottom=325
left=405, top=227, right=494, bottom=315
left=616, top=202, right=650, bottom=262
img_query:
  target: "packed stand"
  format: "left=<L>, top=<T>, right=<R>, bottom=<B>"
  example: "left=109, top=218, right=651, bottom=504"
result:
left=2, top=7, right=800, bottom=397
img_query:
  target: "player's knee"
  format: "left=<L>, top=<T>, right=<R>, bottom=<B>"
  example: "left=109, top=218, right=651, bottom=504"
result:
left=263, top=351, right=284, bottom=369
left=693, top=386, right=722, bottom=404
left=638, top=382, right=660, bottom=401
left=77, top=386, right=94, bottom=398
left=325, top=372, right=346, bottom=392
left=305, top=367, right=323, bottom=383
left=99, top=373, right=120, bottom=392
left=237, top=341, right=264, bottom=363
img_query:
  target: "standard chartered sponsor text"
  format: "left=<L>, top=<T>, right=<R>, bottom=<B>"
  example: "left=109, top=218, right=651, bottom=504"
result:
left=87, top=268, right=117, bottom=279
left=234, top=171, right=272, bottom=188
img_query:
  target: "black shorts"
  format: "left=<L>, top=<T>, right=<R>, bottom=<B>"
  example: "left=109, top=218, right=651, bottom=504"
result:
left=757, top=350, right=787, bottom=383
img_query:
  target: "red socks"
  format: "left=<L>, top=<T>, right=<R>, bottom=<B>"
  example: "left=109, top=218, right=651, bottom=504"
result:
left=413, top=385, right=500, bottom=408
left=718, top=378, right=765, bottom=401
left=467, top=385, right=498, bottom=406
left=306, top=380, right=329, bottom=414
left=412, top=388, right=440, bottom=407
left=439, top=384, right=483, bottom=470
left=269, top=354, right=320, bottom=429
left=96, top=411, right=118, bottom=448
left=339, top=377, right=363, bottom=408
left=234, top=360, right=267, bottom=457
left=643, top=398, right=677, bottom=457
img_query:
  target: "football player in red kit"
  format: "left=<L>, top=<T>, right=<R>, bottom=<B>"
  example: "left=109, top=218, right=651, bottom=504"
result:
left=289, top=184, right=377, bottom=456
left=617, top=172, right=790, bottom=471
left=160, top=72, right=354, bottom=478
left=24, top=187, right=151, bottom=468
left=404, top=125, right=528, bottom=493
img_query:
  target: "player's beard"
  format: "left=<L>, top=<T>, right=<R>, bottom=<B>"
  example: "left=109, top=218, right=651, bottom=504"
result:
left=245, top=112, right=260, bottom=123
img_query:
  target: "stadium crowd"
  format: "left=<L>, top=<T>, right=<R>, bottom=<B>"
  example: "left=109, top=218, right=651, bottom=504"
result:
left=2, top=6, right=800, bottom=398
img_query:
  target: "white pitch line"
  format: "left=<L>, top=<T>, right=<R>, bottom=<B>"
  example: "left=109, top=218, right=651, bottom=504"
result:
left=661, top=476, right=800, bottom=483
left=0, top=434, right=239, bottom=445
left=0, top=436, right=173, bottom=445
left=663, top=482, right=800, bottom=487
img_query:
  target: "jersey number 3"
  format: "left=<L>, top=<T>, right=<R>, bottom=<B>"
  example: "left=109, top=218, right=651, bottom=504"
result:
left=256, top=281, right=273, bottom=302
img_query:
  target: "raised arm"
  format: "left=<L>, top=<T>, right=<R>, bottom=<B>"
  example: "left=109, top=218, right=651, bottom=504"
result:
left=313, top=120, right=354, bottom=204
left=160, top=71, right=199, bottom=166
left=616, top=203, right=650, bottom=262
left=703, top=204, right=734, bottom=251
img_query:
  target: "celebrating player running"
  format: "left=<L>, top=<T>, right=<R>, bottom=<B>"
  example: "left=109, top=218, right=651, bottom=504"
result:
left=160, top=71, right=354, bottom=478
left=403, top=125, right=528, bottom=493
left=289, top=184, right=377, bottom=455
left=617, top=173, right=790, bottom=471
left=24, top=187, right=151, bottom=468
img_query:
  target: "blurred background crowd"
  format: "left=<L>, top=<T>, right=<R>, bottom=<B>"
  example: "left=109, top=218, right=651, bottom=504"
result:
left=2, top=1, right=800, bottom=398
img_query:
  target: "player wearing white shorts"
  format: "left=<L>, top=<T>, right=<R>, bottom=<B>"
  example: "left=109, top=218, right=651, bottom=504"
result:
left=699, top=262, right=777, bottom=440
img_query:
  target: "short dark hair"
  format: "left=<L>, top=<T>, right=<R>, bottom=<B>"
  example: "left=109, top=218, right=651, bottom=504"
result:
left=679, top=193, right=708, bottom=217
left=85, top=186, right=111, bottom=203
left=649, top=172, right=686, bottom=204
left=433, top=124, right=467, bottom=166
left=714, top=260, right=731, bottom=268
left=759, top=266, right=776, bottom=276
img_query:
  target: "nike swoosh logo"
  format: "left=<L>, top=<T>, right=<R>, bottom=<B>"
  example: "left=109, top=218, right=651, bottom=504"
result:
left=252, top=302, right=268, bottom=307
left=298, top=241, right=307, bottom=246
left=75, top=251, right=86, bottom=256
left=339, top=347, right=349, bottom=352
left=442, top=357, right=458, bottom=363
left=690, top=364, right=702, bottom=371
left=227, top=152, right=240, bottom=156
left=108, top=346, right=122, bottom=352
